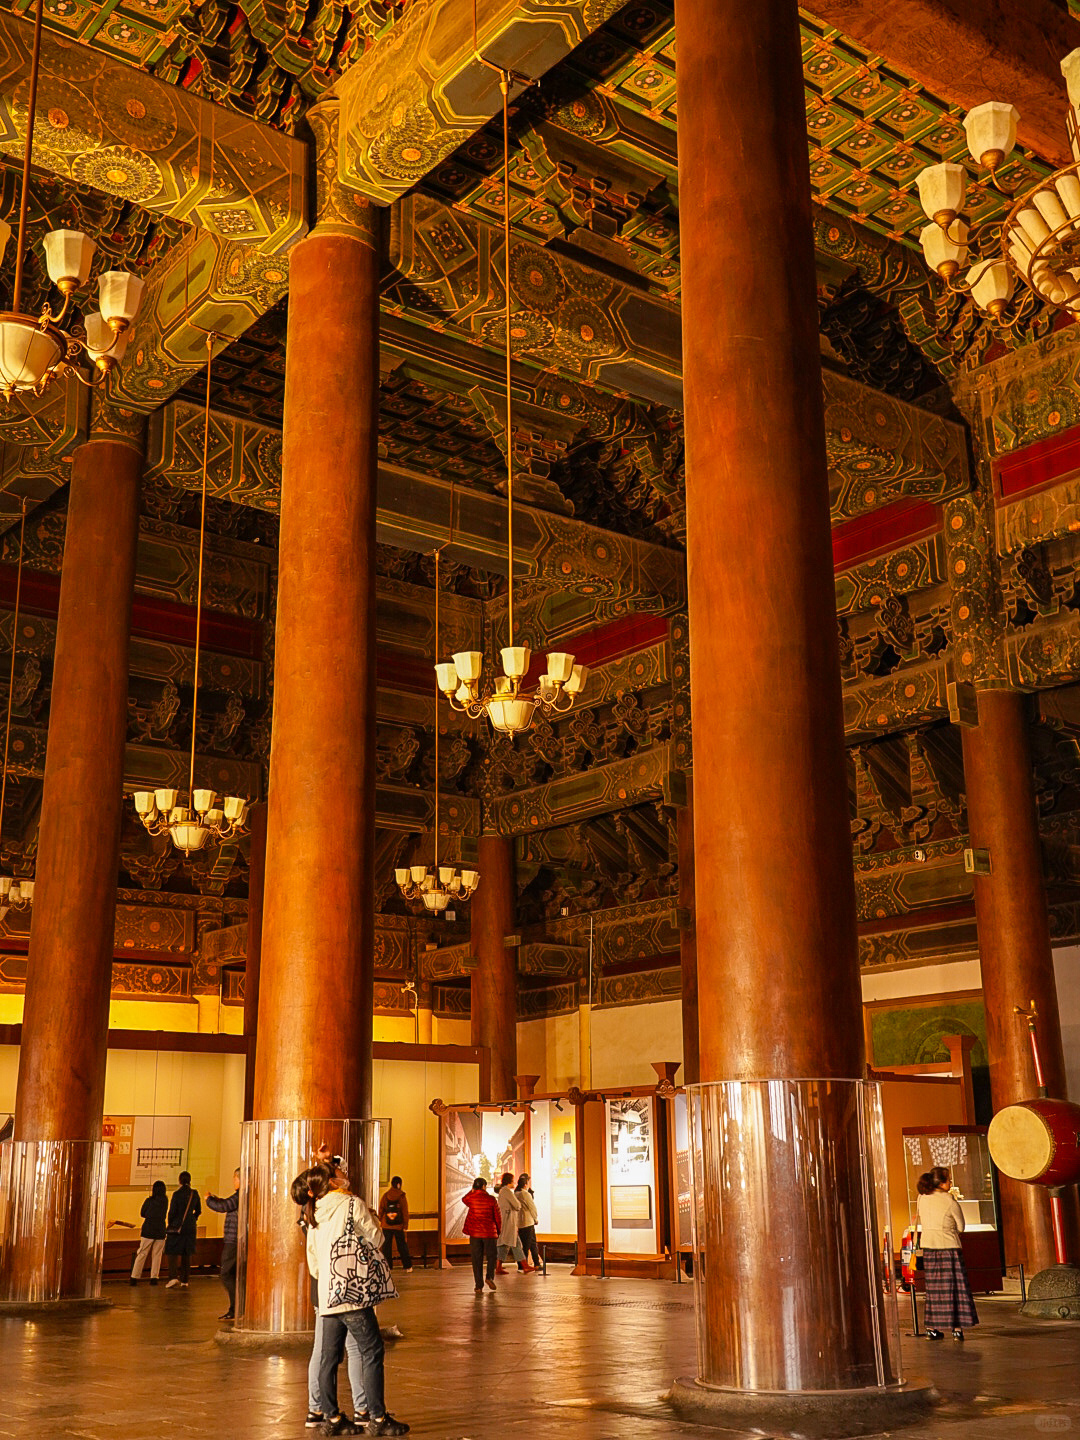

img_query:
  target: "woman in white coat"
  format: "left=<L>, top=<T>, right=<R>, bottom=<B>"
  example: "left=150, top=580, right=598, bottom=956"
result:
left=515, top=1174, right=540, bottom=1272
left=495, top=1171, right=527, bottom=1275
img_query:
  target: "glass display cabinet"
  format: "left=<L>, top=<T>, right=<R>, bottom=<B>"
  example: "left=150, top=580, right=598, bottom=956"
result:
left=901, top=1125, right=1003, bottom=1292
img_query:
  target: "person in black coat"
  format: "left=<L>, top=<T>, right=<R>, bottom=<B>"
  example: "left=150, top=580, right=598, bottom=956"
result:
left=164, top=1172, right=201, bottom=1288
left=205, top=1168, right=240, bottom=1320
left=130, top=1180, right=168, bottom=1285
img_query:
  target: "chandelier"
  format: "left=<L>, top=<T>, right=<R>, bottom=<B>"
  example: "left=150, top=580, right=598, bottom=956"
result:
left=0, top=0, right=145, bottom=399
left=131, top=335, right=249, bottom=855
left=0, top=499, right=34, bottom=919
left=433, top=72, right=587, bottom=737
left=916, top=49, right=1080, bottom=322
left=397, top=548, right=480, bottom=911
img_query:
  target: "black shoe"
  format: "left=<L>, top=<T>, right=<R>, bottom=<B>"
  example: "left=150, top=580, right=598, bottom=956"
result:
left=129, top=1278, right=138, bottom=1287
left=953, top=1329, right=964, bottom=1341
left=149, top=1279, right=158, bottom=1286
left=926, top=1328, right=943, bottom=1340
left=305, top=1413, right=324, bottom=1429
left=367, top=1418, right=410, bottom=1437
left=219, top=1310, right=235, bottom=1320
left=320, top=1420, right=361, bottom=1437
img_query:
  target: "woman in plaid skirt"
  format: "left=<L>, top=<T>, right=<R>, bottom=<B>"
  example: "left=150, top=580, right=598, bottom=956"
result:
left=917, top=1166, right=978, bottom=1341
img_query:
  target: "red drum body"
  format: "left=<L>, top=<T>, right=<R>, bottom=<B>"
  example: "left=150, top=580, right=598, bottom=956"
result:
left=988, top=1098, right=1080, bottom=1187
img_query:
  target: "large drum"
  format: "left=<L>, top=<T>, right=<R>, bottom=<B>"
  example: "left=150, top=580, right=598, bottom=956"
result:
left=988, top=1098, right=1080, bottom=1187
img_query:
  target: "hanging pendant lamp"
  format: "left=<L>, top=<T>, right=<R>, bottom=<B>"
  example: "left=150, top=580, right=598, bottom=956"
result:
left=397, top=547, right=480, bottom=910
left=131, top=335, right=249, bottom=854
left=0, top=0, right=145, bottom=399
left=0, top=499, right=34, bottom=918
left=433, top=73, right=587, bottom=735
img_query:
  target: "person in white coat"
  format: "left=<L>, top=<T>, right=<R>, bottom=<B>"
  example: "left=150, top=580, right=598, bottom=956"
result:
left=496, top=1171, right=527, bottom=1275
left=515, top=1174, right=540, bottom=1272
left=302, top=1164, right=410, bottom=1437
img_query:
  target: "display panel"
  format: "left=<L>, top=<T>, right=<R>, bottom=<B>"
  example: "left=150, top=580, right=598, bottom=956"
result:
left=673, top=1091, right=692, bottom=1250
left=604, top=1096, right=657, bottom=1255
left=530, top=1100, right=577, bottom=1236
left=103, top=1114, right=191, bottom=1187
left=442, top=1108, right=525, bottom=1240
left=902, top=1128, right=997, bottom=1230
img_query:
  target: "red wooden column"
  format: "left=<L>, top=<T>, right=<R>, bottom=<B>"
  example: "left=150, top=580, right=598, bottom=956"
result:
left=240, top=99, right=380, bottom=1335
left=962, top=688, right=1080, bottom=1271
left=4, top=405, right=142, bottom=1304
left=677, top=783, right=698, bottom=1084
left=672, top=0, right=915, bottom=1426
left=470, top=834, right=517, bottom=1102
left=242, top=801, right=267, bottom=1122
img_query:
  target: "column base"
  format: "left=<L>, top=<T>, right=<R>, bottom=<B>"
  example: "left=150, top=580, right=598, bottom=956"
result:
left=669, top=1378, right=937, bottom=1437
left=0, top=1296, right=111, bottom=1318
left=0, top=1140, right=109, bottom=1304
left=1020, top=1263, right=1080, bottom=1319
left=216, top=1326, right=312, bottom=1350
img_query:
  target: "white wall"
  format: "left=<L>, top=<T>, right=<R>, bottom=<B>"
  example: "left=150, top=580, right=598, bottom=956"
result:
left=518, top=1011, right=580, bottom=1093
left=860, top=958, right=983, bottom=1004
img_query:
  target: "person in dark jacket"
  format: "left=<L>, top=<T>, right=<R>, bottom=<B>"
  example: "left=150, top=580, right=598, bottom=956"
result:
left=165, top=1172, right=201, bottom=1288
left=461, top=1178, right=501, bottom=1293
left=205, top=1167, right=240, bottom=1319
left=130, top=1180, right=168, bottom=1285
left=377, top=1177, right=413, bottom=1273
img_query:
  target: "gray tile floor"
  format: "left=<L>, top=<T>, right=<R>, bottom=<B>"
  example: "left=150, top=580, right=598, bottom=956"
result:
left=0, top=1267, right=1077, bottom=1438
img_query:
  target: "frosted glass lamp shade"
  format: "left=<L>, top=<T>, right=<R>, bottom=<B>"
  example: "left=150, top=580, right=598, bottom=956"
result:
left=564, top=663, right=589, bottom=695
left=500, top=645, right=531, bottom=679
left=42, top=229, right=96, bottom=289
left=0, top=876, right=12, bottom=897
left=963, top=102, right=1018, bottom=169
left=435, top=662, right=458, bottom=694
left=422, top=888, right=450, bottom=912
left=545, top=651, right=575, bottom=684
left=193, top=789, right=217, bottom=813
left=461, top=869, right=479, bottom=890
left=1063, top=48, right=1080, bottom=110
left=170, top=818, right=209, bottom=853
left=154, top=788, right=179, bottom=811
left=394, top=867, right=409, bottom=885
left=223, top=795, right=246, bottom=822
left=17, top=879, right=33, bottom=903
left=0, top=317, right=63, bottom=389
left=968, top=258, right=1014, bottom=316
left=84, top=311, right=129, bottom=367
left=919, top=219, right=969, bottom=277
left=98, top=270, right=145, bottom=328
left=452, top=650, right=483, bottom=683
left=438, top=865, right=455, bottom=885
left=486, top=696, right=535, bottom=733
left=409, top=865, right=427, bottom=884
left=916, top=162, right=967, bottom=225
left=133, top=790, right=155, bottom=816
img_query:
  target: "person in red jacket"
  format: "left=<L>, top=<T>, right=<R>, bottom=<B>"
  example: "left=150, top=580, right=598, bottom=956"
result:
left=461, top=1178, right=501, bottom=1293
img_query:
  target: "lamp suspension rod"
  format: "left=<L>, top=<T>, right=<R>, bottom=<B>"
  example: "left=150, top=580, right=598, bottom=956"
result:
left=500, top=70, right=514, bottom=650
left=189, top=331, right=214, bottom=807
left=0, top=498, right=27, bottom=856
left=433, top=546, right=441, bottom=872
left=13, top=0, right=45, bottom=315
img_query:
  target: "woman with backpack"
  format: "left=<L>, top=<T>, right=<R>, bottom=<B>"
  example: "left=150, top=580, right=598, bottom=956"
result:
left=164, top=1172, right=201, bottom=1288
left=378, top=1177, right=413, bottom=1272
left=303, top=1163, right=409, bottom=1437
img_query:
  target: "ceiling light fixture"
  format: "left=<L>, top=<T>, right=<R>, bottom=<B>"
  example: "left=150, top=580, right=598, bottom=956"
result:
left=0, top=498, right=34, bottom=918
left=131, top=334, right=249, bottom=854
left=916, top=52, right=1080, bottom=322
left=0, top=0, right=145, bottom=399
left=397, top=547, right=480, bottom=911
left=434, top=70, right=587, bottom=736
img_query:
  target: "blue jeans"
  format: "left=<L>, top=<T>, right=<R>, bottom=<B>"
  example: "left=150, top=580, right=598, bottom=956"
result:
left=319, top=1307, right=384, bottom=1422
left=308, top=1313, right=368, bottom=1415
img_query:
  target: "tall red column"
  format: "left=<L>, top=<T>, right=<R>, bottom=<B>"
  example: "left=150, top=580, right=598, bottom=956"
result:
left=470, top=834, right=517, bottom=1102
left=677, top=785, right=698, bottom=1085
left=672, top=0, right=914, bottom=1425
left=3, top=406, right=142, bottom=1303
left=240, top=99, right=380, bottom=1335
left=962, top=689, right=1080, bottom=1271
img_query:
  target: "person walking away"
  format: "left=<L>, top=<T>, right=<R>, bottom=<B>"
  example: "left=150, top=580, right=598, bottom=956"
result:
left=496, top=1171, right=527, bottom=1274
left=461, top=1177, right=501, bottom=1293
left=130, top=1180, right=168, bottom=1286
left=515, top=1173, right=540, bottom=1273
left=917, top=1166, right=978, bottom=1341
left=303, top=1163, right=409, bottom=1437
left=291, top=1170, right=370, bottom=1431
left=378, top=1177, right=413, bottom=1272
left=205, top=1167, right=240, bottom=1319
left=165, top=1172, right=201, bottom=1288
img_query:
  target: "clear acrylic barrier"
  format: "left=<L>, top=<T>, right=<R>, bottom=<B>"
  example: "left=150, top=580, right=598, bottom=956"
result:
left=236, top=1117, right=387, bottom=1334
left=0, top=1140, right=109, bottom=1303
left=686, top=1079, right=901, bottom=1393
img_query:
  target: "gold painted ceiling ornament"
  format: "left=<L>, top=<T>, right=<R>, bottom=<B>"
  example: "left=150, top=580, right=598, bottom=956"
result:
left=0, top=0, right=145, bottom=400
left=132, top=333, right=249, bottom=856
left=397, top=546, right=479, bottom=913
left=0, top=495, right=34, bottom=920
left=916, top=51, right=1080, bottom=324
left=434, top=67, right=588, bottom=737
